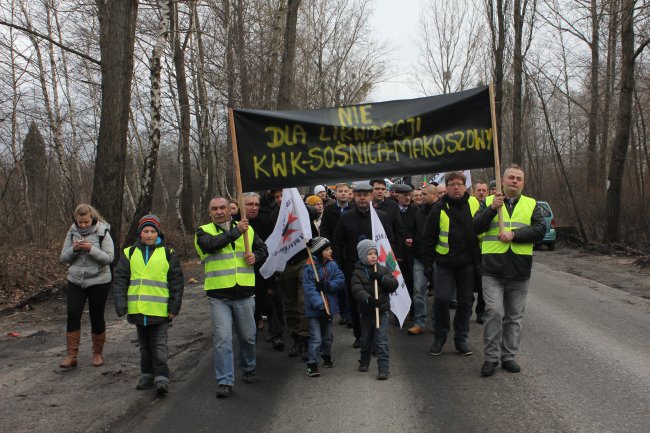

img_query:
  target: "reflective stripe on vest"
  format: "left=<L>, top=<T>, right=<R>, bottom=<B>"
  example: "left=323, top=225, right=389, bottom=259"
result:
left=194, top=223, right=256, bottom=291
left=435, top=196, right=480, bottom=255
left=481, top=195, right=536, bottom=256
left=126, top=247, right=170, bottom=317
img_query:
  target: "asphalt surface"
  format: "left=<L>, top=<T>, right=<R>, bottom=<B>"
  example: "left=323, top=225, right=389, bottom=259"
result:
left=110, top=261, right=650, bottom=433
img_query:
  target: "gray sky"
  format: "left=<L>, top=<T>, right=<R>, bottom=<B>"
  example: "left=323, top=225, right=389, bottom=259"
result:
left=366, top=0, right=425, bottom=103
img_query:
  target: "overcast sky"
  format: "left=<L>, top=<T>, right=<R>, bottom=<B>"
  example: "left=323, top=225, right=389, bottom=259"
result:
left=366, top=0, right=426, bottom=103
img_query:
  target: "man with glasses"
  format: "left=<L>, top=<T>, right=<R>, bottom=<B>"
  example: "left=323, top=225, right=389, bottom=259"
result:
left=422, top=172, right=481, bottom=357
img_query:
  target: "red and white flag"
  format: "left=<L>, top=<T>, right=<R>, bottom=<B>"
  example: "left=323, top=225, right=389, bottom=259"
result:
left=369, top=205, right=411, bottom=327
left=260, top=188, right=312, bottom=279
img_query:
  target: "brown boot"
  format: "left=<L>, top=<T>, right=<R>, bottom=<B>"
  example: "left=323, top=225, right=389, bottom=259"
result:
left=91, top=332, right=106, bottom=367
left=60, top=330, right=81, bottom=368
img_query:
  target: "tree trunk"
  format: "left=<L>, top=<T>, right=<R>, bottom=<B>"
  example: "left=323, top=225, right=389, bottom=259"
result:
left=171, top=2, right=194, bottom=232
left=604, top=0, right=635, bottom=243
left=486, top=0, right=506, bottom=163
left=276, top=0, right=301, bottom=109
left=586, top=0, right=600, bottom=179
left=235, top=0, right=250, bottom=107
left=261, top=3, right=285, bottom=109
left=124, top=0, right=170, bottom=246
left=91, top=0, right=138, bottom=251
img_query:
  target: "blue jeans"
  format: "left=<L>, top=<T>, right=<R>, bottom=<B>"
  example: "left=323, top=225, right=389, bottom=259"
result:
left=433, top=264, right=474, bottom=344
left=136, top=322, right=169, bottom=384
left=208, top=296, right=256, bottom=386
left=307, top=317, right=333, bottom=364
left=412, top=259, right=428, bottom=328
left=359, top=312, right=389, bottom=372
left=482, top=275, right=529, bottom=362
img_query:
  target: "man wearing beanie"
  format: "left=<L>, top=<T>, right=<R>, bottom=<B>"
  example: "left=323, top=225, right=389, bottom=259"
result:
left=350, top=239, right=398, bottom=380
left=195, top=196, right=268, bottom=398
left=113, top=214, right=184, bottom=396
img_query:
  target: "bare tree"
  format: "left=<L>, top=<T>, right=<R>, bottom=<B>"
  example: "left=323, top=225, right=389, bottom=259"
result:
left=91, top=0, right=139, bottom=250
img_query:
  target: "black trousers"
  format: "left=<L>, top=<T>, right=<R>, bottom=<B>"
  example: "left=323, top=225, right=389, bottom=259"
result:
left=66, top=282, right=110, bottom=334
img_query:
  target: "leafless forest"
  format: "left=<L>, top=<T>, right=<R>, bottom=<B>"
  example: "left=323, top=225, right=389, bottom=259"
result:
left=0, top=0, right=648, bottom=259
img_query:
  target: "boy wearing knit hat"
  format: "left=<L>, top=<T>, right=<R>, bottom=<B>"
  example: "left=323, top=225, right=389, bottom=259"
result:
left=303, top=237, right=345, bottom=377
left=113, top=214, right=184, bottom=396
left=350, top=239, right=398, bottom=380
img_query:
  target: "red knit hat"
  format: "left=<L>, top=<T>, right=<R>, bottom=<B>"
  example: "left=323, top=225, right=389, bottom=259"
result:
left=138, top=214, right=161, bottom=234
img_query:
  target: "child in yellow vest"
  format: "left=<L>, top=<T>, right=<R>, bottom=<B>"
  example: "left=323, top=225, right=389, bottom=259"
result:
left=113, top=215, right=184, bottom=396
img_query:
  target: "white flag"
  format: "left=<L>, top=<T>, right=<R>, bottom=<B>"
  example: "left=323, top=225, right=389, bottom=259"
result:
left=260, top=188, right=312, bottom=279
left=369, top=206, right=411, bottom=327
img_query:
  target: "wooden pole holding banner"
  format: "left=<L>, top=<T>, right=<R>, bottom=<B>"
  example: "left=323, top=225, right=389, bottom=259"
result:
left=305, top=243, right=331, bottom=317
left=228, top=108, right=250, bottom=253
left=374, top=264, right=380, bottom=329
left=488, top=82, right=504, bottom=233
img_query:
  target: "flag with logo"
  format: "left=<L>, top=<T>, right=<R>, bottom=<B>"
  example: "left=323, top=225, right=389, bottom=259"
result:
left=369, top=205, right=411, bottom=327
left=260, top=188, right=312, bottom=279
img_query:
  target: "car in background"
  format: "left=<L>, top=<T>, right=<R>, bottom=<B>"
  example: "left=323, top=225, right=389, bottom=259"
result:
left=536, top=201, right=557, bottom=251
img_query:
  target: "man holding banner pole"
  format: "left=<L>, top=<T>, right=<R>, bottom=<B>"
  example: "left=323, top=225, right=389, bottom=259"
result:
left=473, top=164, right=545, bottom=377
left=195, top=196, right=268, bottom=399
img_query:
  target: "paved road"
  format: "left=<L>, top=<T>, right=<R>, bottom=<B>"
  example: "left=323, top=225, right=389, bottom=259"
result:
left=110, top=261, right=650, bottom=433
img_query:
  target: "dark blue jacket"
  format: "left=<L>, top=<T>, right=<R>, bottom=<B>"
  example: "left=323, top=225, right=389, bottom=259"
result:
left=303, top=259, right=345, bottom=318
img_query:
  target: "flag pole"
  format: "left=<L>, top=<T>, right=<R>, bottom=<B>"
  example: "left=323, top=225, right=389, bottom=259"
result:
left=374, top=264, right=380, bottom=329
left=488, top=82, right=504, bottom=233
left=305, top=243, right=331, bottom=317
left=228, top=108, right=250, bottom=253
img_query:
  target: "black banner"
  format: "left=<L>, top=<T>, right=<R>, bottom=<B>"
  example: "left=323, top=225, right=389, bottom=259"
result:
left=233, top=86, right=494, bottom=191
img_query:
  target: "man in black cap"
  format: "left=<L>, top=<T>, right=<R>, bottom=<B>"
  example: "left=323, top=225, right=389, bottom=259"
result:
left=394, top=183, right=417, bottom=307
left=370, top=179, right=405, bottom=261
left=333, top=182, right=395, bottom=348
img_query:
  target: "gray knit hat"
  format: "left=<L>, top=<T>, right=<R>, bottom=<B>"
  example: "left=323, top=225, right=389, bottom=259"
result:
left=308, top=237, right=331, bottom=256
left=357, top=239, right=377, bottom=265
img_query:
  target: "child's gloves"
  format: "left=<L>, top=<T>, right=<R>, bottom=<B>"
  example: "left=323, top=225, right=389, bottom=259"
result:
left=367, top=297, right=381, bottom=308
left=315, top=280, right=326, bottom=292
left=320, top=308, right=331, bottom=321
left=368, top=271, right=381, bottom=281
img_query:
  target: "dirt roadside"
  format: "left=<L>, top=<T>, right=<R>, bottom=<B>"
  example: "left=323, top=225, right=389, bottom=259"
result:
left=0, top=248, right=649, bottom=433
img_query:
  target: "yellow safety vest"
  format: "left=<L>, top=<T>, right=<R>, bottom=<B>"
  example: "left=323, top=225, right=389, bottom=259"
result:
left=126, top=246, right=170, bottom=317
left=194, top=223, right=255, bottom=291
left=436, top=196, right=480, bottom=255
left=481, top=195, right=536, bottom=256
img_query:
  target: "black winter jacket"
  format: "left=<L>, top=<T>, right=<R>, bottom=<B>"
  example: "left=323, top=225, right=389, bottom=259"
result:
left=421, top=193, right=481, bottom=269
left=195, top=220, right=268, bottom=300
left=350, top=262, right=398, bottom=315
left=473, top=195, right=546, bottom=279
left=319, top=201, right=353, bottom=241
left=113, top=237, right=184, bottom=326
left=411, top=202, right=435, bottom=260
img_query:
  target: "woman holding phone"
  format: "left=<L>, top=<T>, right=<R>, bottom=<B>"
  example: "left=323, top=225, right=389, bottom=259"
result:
left=59, top=204, right=114, bottom=368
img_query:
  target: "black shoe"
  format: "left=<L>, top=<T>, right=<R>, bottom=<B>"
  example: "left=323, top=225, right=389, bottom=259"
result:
left=377, top=370, right=390, bottom=380
left=338, top=317, right=348, bottom=325
left=358, top=362, right=369, bottom=372
left=429, top=340, right=444, bottom=356
left=449, top=300, right=457, bottom=309
left=216, top=384, right=232, bottom=398
left=322, top=355, right=334, bottom=368
left=271, top=336, right=285, bottom=351
left=455, top=341, right=473, bottom=356
left=346, top=321, right=354, bottom=328
left=353, top=338, right=360, bottom=348
left=135, top=375, right=154, bottom=390
left=481, top=361, right=498, bottom=377
left=156, top=381, right=168, bottom=396
left=306, top=363, right=320, bottom=377
left=501, top=359, right=521, bottom=373
left=476, top=313, right=485, bottom=324
left=242, top=370, right=256, bottom=384
left=288, top=338, right=301, bottom=357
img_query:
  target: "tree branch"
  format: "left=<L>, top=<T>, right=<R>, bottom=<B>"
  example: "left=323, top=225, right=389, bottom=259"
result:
left=0, top=19, right=100, bottom=66
left=633, top=37, right=650, bottom=61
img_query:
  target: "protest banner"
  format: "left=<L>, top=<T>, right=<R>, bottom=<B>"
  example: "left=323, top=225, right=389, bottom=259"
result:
left=232, top=86, right=494, bottom=191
